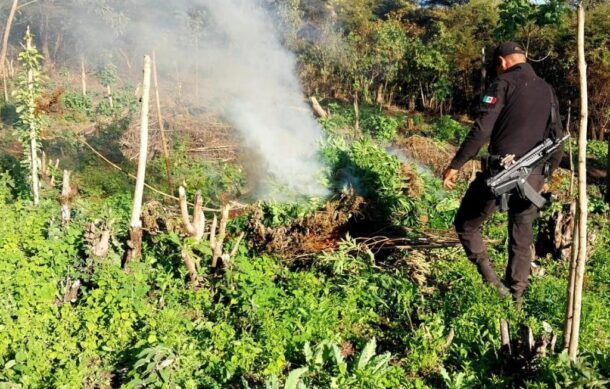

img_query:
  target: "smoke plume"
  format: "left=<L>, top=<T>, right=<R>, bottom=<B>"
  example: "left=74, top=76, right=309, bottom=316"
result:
left=44, top=0, right=330, bottom=200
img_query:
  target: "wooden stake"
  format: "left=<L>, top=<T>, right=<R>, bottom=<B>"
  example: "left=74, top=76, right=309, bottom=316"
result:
left=81, top=57, right=87, bottom=96
left=500, top=319, right=511, bottom=355
left=563, top=218, right=579, bottom=349
left=61, top=170, right=71, bottom=226
left=126, top=55, right=152, bottom=264
left=152, top=51, right=173, bottom=194
left=2, top=67, right=8, bottom=102
left=566, top=101, right=575, bottom=196
left=567, top=3, right=589, bottom=361
left=107, top=85, right=113, bottom=109
left=25, top=28, right=40, bottom=206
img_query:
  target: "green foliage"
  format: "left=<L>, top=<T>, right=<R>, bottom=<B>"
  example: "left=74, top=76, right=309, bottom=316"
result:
left=95, top=88, right=138, bottom=117
left=361, top=112, right=401, bottom=142
left=495, top=0, right=567, bottom=40
left=62, top=91, right=93, bottom=121
left=95, top=63, right=118, bottom=87
left=276, top=338, right=404, bottom=388
left=323, top=136, right=416, bottom=225
left=430, top=115, right=468, bottom=145
left=587, top=140, right=608, bottom=163
left=0, top=103, right=18, bottom=126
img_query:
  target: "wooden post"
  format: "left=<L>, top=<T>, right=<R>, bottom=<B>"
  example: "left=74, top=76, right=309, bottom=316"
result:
left=0, top=0, right=18, bottom=79
left=353, top=91, right=360, bottom=133
left=563, top=218, right=579, bottom=349
left=152, top=51, right=173, bottom=194
left=81, top=57, right=87, bottom=96
left=2, top=68, right=7, bottom=102
left=25, top=28, right=40, bottom=206
left=107, top=85, right=113, bottom=109
left=61, top=170, right=71, bottom=227
left=500, top=319, right=511, bottom=356
left=566, top=4, right=589, bottom=361
left=567, top=101, right=575, bottom=196
left=126, top=55, right=152, bottom=264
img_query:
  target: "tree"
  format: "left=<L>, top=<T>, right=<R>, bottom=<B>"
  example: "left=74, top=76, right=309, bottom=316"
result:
left=0, top=0, right=18, bottom=78
left=13, top=28, right=44, bottom=206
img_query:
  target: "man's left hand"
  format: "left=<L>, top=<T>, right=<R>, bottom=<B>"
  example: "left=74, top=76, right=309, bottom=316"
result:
left=443, top=168, right=459, bottom=190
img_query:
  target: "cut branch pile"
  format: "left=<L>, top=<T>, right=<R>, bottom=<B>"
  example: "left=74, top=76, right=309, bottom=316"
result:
left=120, top=112, right=238, bottom=163
left=247, top=192, right=364, bottom=256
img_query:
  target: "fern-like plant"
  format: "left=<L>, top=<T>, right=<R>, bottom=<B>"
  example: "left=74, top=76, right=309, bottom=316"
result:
left=13, top=27, right=45, bottom=205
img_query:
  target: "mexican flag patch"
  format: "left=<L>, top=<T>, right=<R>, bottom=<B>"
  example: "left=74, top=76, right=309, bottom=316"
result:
left=482, top=96, right=497, bottom=104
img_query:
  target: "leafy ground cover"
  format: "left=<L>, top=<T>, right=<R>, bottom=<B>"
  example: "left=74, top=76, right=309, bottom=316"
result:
left=0, top=96, right=609, bottom=388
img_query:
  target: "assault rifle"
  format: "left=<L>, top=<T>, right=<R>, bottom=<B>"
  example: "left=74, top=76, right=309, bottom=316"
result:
left=486, top=135, right=569, bottom=211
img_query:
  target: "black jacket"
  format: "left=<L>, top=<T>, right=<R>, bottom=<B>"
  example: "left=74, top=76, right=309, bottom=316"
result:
left=450, top=62, right=563, bottom=172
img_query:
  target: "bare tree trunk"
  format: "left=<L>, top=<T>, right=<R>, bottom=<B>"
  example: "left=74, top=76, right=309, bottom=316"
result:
left=353, top=91, right=360, bottom=133
left=126, top=55, right=152, bottom=264
left=152, top=51, right=173, bottom=194
left=375, top=84, right=384, bottom=105
left=40, top=13, right=53, bottom=73
left=0, top=0, right=18, bottom=78
left=81, top=57, right=87, bottom=96
left=566, top=4, right=589, bottom=361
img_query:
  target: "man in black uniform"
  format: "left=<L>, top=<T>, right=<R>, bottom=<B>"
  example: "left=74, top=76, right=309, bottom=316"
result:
left=442, top=42, right=563, bottom=304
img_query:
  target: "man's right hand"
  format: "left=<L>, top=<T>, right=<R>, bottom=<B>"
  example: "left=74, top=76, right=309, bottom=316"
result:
left=443, top=167, right=459, bottom=190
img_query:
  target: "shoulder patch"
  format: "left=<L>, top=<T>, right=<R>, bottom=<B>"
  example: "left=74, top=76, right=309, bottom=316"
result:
left=482, top=96, right=497, bottom=104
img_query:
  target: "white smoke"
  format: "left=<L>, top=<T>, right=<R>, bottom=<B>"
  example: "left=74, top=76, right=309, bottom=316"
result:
left=198, top=0, right=329, bottom=199
left=49, top=0, right=330, bottom=200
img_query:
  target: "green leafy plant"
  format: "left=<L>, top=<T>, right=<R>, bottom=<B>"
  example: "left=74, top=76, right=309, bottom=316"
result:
left=361, top=113, right=401, bottom=142
left=12, top=29, right=46, bottom=204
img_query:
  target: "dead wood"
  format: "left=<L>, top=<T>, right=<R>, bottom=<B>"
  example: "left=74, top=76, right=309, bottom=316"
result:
left=60, top=170, right=74, bottom=227
left=85, top=221, right=112, bottom=258
left=57, top=277, right=81, bottom=306
left=179, top=186, right=205, bottom=241
left=211, top=205, right=230, bottom=268
left=309, top=96, right=329, bottom=119
left=536, top=202, right=576, bottom=260
left=247, top=191, right=364, bottom=256
left=499, top=320, right=556, bottom=373
left=125, top=227, right=143, bottom=264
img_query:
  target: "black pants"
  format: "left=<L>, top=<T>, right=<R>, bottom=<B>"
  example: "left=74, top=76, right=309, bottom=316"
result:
left=453, top=173, right=543, bottom=298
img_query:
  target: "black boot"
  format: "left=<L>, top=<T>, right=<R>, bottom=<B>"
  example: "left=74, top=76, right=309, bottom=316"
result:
left=476, top=259, right=510, bottom=298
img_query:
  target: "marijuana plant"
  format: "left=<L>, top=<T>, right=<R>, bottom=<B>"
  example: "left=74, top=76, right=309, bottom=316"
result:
left=13, top=28, right=45, bottom=205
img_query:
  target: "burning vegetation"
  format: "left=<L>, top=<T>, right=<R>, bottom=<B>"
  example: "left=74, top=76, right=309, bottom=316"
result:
left=0, top=0, right=608, bottom=388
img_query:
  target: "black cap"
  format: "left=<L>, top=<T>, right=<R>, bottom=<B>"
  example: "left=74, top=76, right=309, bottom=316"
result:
left=494, top=42, right=526, bottom=58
